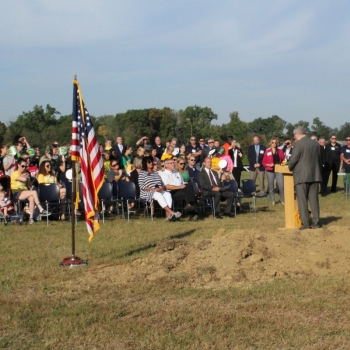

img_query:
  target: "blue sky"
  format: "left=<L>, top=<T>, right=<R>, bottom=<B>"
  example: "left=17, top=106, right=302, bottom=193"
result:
left=1, top=0, right=349, bottom=128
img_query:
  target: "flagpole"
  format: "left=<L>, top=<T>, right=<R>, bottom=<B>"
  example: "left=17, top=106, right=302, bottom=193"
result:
left=60, top=75, right=87, bottom=268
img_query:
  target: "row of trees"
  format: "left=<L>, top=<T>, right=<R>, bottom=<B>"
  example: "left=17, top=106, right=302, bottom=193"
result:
left=1, top=104, right=350, bottom=151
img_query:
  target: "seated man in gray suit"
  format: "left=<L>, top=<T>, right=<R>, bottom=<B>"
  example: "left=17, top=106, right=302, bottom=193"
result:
left=288, top=126, right=322, bottom=229
left=198, top=157, right=235, bottom=219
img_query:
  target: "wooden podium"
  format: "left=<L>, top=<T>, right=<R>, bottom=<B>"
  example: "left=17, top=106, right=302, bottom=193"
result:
left=275, top=165, right=298, bottom=228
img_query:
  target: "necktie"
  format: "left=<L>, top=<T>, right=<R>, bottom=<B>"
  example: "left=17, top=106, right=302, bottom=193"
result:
left=209, top=170, right=216, bottom=188
left=255, top=145, right=259, bottom=163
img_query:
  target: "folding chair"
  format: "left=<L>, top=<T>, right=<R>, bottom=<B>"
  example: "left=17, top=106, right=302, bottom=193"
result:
left=189, top=180, right=215, bottom=218
left=223, top=180, right=242, bottom=217
left=38, top=183, right=69, bottom=225
left=98, top=182, right=117, bottom=223
left=118, top=180, right=146, bottom=222
left=241, top=179, right=268, bottom=214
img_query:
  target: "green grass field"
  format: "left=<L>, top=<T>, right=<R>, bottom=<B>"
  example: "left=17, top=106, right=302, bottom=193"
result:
left=1, top=175, right=350, bottom=349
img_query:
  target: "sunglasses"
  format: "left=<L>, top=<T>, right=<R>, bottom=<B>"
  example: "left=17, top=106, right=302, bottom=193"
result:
left=20, top=165, right=27, bottom=168
left=161, top=165, right=165, bottom=168
left=346, top=139, right=350, bottom=141
left=111, top=163, right=119, bottom=167
left=22, top=157, right=29, bottom=160
left=179, top=163, right=185, bottom=165
left=147, top=160, right=153, bottom=164
left=208, top=141, right=214, bottom=144
left=45, top=165, right=51, bottom=168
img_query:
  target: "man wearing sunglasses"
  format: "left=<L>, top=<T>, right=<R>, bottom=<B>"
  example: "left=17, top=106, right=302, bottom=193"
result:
left=325, top=135, right=341, bottom=193
left=187, top=157, right=199, bottom=181
left=186, top=136, right=202, bottom=171
left=200, top=139, right=216, bottom=165
left=160, top=159, right=199, bottom=221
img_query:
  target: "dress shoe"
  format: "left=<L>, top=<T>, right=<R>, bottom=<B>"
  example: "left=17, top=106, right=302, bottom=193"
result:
left=189, top=214, right=198, bottom=221
left=310, top=225, right=320, bottom=229
left=224, top=213, right=234, bottom=218
left=184, top=204, right=196, bottom=212
left=215, top=214, right=224, bottom=219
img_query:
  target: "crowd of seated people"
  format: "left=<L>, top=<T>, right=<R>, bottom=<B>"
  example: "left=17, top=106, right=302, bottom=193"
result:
left=1, top=131, right=345, bottom=224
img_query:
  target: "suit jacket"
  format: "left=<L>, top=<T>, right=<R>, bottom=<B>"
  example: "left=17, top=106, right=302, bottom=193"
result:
left=198, top=168, right=221, bottom=195
left=200, top=146, right=216, bottom=163
left=113, top=144, right=126, bottom=159
left=247, top=144, right=266, bottom=171
left=228, top=148, right=243, bottom=169
left=288, top=136, right=322, bottom=185
left=319, top=145, right=331, bottom=168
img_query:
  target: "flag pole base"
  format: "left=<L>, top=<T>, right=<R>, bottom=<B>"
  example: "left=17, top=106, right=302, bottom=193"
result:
left=59, top=256, right=88, bottom=268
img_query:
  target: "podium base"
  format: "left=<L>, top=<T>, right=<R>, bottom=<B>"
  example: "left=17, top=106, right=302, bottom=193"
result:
left=60, top=256, right=88, bottom=268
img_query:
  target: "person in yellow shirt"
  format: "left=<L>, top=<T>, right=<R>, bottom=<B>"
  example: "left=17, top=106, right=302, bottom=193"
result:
left=37, top=160, right=67, bottom=220
left=11, top=158, right=51, bottom=224
left=161, top=146, right=174, bottom=161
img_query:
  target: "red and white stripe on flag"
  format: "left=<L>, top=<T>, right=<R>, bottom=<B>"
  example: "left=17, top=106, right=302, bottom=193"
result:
left=72, top=80, right=104, bottom=241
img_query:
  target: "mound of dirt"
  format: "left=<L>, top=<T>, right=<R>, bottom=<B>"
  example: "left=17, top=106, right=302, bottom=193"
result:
left=89, top=226, right=350, bottom=289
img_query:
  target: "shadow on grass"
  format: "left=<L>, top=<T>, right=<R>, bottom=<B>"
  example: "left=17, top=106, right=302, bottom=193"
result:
left=123, top=243, right=157, bottom=257
left=170, top=229, right=196, bottom=239
left=321, top=216, right=342, bottom=225
left=120, top=229, right=196, bottom=258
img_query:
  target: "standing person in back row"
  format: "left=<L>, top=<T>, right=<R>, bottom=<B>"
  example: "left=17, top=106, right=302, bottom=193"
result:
left=288, top=126, right=322, bottom=230
left=325, top=134, right=341, bottom=193
left=247, top=135, right=266, bottom=193
left=113, top=136, right=126, bottom=159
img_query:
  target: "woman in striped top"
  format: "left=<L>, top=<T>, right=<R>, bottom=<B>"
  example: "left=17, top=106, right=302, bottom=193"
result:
left=138, top=156, right=181, bottom=220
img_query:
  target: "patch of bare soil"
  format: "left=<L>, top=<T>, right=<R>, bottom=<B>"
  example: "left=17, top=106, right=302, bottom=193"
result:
left=88, top=226, right=350, bottom=289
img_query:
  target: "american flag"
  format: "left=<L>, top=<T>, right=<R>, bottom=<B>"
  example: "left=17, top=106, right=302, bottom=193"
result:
left=72, top=80, right=104, bottom=241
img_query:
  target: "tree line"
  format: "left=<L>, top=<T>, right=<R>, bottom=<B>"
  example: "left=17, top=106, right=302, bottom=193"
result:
left=1, top=104, right=349, bottom=151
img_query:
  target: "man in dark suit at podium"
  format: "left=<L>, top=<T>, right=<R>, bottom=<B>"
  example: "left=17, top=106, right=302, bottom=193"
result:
left=288, top=126, right=322, bottom=229
left=247, top=135, right=266, bottom=193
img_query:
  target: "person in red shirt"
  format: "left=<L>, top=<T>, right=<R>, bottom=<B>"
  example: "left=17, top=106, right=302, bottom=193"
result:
left=262, top=138, right=285, bottom=205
